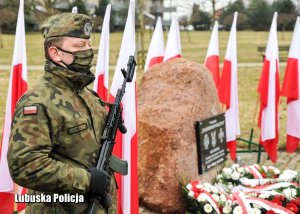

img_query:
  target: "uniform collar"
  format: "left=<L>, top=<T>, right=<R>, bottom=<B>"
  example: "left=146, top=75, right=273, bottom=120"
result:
left=44, top=61, right=95, bottom=90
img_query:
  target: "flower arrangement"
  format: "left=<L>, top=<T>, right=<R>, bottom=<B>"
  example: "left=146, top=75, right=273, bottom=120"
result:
left=182, top=164, right=300, bottom=214
left=182, top=180, right=231, bottom=214
left=216, top=164, right=281, bottom=191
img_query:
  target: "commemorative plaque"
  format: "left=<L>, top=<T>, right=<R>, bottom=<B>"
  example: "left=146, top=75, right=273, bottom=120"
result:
left=195, top=113, right=227, bottom=174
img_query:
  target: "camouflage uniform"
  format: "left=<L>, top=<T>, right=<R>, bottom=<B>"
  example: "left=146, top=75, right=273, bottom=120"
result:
left=7, top=13, right=117, bottom=214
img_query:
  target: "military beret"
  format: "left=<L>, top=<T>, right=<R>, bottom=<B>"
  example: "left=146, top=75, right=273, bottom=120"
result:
left=39, top=13, right=93, bottom=39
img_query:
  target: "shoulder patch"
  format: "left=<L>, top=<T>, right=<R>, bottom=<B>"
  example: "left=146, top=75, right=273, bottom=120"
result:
left=23, top=105, right=38, bottom=115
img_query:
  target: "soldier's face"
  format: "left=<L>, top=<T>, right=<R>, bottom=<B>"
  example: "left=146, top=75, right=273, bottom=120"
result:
left=59, top=37, right=92, bottom=65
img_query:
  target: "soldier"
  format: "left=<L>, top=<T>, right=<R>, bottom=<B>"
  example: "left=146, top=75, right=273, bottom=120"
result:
left=7, top=12, right=117, bottom=213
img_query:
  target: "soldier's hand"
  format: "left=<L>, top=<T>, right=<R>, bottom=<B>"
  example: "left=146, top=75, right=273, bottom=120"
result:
left=87, top=167, right=111, bottom=197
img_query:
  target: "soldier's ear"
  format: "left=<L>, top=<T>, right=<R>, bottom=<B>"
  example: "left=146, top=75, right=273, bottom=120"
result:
left=48, top=46, right=62, bottom=63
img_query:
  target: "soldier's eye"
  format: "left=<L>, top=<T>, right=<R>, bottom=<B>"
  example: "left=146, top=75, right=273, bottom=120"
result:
left=76, top=43, right=84, bottom=48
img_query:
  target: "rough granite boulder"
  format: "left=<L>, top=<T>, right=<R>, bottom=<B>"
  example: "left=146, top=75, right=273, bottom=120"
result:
left=138, top=58, right=222, bottom=213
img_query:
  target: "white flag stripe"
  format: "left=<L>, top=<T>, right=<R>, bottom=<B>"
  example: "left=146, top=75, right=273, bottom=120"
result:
left=144, top=17, right=164, bottom=71
left=205, top=21, right=219, bottom=58
left=109, top=0, right=136, bottom=213
left=110, top=4, right=135, bottom=96
left=163, top=16, right=181, bottom=62
left=0, top=0, right=27, bottom=193
left=176, top=19, right=181, bottom=54
left=287, top=100, right=300, bottom=138
left=287, top=17, right=300, bottom=138
left=13, top=0, right=27, bottom=81
left=261, top=12, right=279, bottom=141
left=122, top=2, right=136, bottom=211
left=93, top=4, right=111, bottom=92
left=288, top=17, right=300, bottom=59
left=225, top=12, right=240, bottom=142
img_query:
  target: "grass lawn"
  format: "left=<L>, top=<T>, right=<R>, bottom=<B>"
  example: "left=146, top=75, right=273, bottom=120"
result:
left=0, top=30, right=293, bottom=150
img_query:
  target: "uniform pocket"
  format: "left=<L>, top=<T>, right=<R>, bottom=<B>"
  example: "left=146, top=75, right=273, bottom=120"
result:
left=67, top=123, right=88, bottom=134
left=64, top=119, right=90, bottom=136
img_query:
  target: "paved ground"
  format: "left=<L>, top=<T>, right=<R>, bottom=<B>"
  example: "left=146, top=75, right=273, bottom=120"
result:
left=139, top=150, right=300, bottom=213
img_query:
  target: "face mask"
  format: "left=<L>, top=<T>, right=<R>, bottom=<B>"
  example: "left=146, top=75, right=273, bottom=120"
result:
left=56, top=47, right=94, bottom=73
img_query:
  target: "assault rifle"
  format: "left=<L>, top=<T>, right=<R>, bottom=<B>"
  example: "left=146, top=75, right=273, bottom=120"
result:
left=87, top=53, right=136, bottom=214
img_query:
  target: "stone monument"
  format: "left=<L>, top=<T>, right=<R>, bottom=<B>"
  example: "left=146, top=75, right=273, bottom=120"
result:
left=138, top=58, right=222, bottom=213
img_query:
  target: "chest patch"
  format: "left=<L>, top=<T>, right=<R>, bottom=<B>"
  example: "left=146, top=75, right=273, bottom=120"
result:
left=67, top=123, right=88, bottom=134
left=23, top=106, right=38, bottom=115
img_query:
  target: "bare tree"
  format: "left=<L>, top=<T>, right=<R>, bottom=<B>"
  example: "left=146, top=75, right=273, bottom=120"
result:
left=278, top=13, right=295, bottom=40
left=32, top=0, right=60, bottom=21
left=179, top=15, right=192, bottom=42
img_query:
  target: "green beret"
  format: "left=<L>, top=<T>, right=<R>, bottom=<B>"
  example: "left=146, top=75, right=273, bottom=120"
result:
left=39, top=13, right=93, bottom=39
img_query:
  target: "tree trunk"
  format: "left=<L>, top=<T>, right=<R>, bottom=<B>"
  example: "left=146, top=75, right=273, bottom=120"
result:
left=212, top=0, right=216, bottom=22
left=138, top=0, right=145, bottom=70
left=186, top=27, right=192, bottom=43
left=281, top=24, right=286, bottom=41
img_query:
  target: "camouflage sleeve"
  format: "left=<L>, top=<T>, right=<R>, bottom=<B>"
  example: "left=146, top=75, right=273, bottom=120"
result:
left=7, top=103, right=90, bottom=194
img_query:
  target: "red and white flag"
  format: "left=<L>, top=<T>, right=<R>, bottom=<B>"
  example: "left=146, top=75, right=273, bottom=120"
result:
left=93, top=4, right=111, bottom=101
left=0, top=0, right=27, bottom=213
left=163, top=16, right=181, bottom=62
left=281, top=17, right=300, bottom=153
left=108, top=0, right=138, bottom=213
left=218, top=12, right=240, bottom=161
left=144, top=17, right=164, bottom=71
left=257, top=12, right=280, bottom=162
left=204, top=21, right=220, bottom=88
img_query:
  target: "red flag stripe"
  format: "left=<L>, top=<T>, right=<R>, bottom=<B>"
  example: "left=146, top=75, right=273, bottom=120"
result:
left=227, top=140, right=236, bottom=161
left=130, top=134, right=138, bottom=214
left=11, top=63, right=28, bottom=117
left=205, top=55, right=220, bottom=88
left=286, top=134, right=300, bottom=153
left=281, top=57, right=299, bottom=102
left=96, top=74, right=109, bottom=101
left=94, top=5, right=110, bottom=101
left=130, top=82, right=138, bottom=213
left=108, top=93, right=124, bottom=214
left=0, top=193, right=14, bottom=214
left=109, top=1, right=137, bottom=212
left=218, top=59, right=231, bottom=108
left=0, top=0, right=28, bottom=212
left=260, top=138, right=278, bottom=163
left=163, top=17, right=181, bottom=62
left=0, top=120, right=6, bottom=160
left=281, top=18, right=300, bottom=153
left=258, top=59, right=270, bottom=106
left=148, top=56, right=164, bottom=68
left=257, top=12, right=280, bottom=161
left=164, top=54, right=181, bottom=62
left=144, top=17, right=164, bottom=71
left=258, top=60, right=280, bottom=162
left=218, top=13, right=239, bottom=161
left=258, top=59, right=270, bottom=127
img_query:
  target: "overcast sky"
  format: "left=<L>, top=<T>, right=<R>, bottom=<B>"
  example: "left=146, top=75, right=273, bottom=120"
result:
left=163, top=0, right=235, bottom=20
left=163, top=0, right=300, bottom=20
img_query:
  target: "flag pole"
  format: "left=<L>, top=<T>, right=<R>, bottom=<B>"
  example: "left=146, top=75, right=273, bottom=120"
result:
left=252, top=93, right=260, bottom=128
